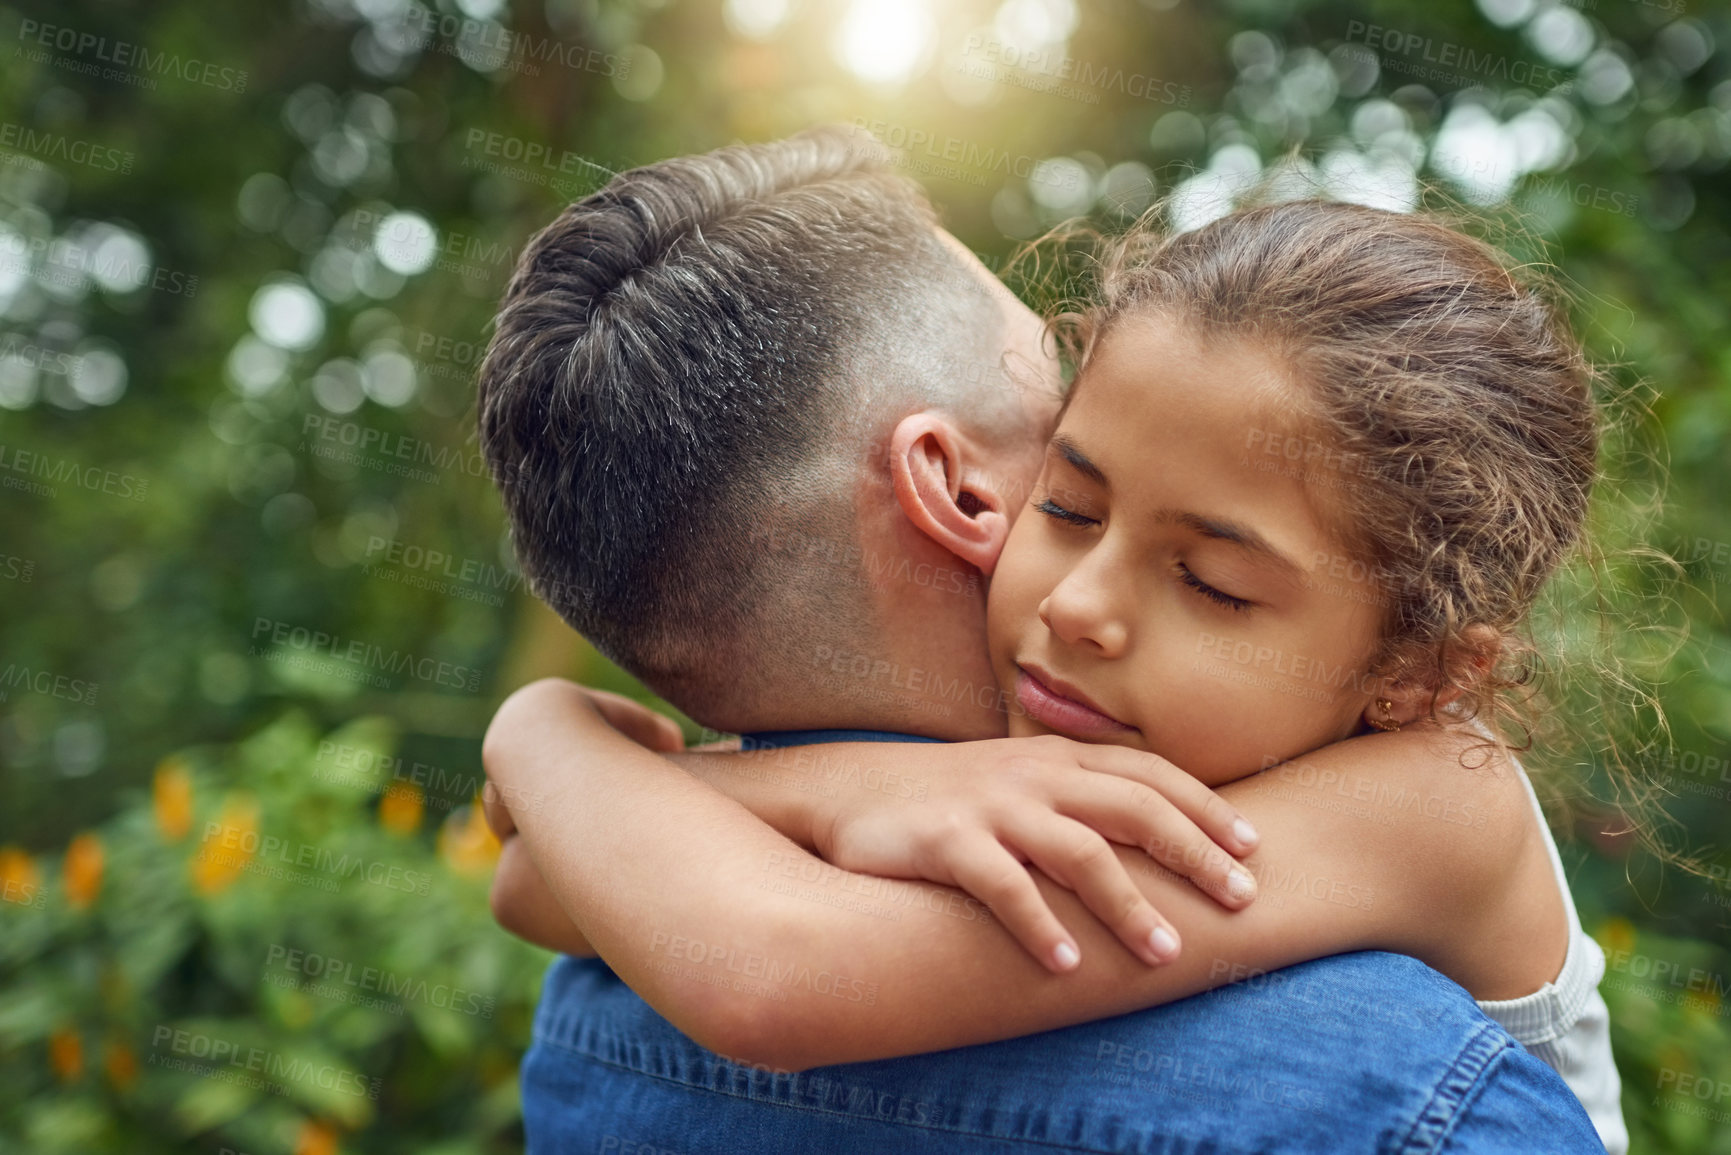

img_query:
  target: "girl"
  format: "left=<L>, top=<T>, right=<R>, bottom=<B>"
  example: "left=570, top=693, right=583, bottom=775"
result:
left=497, top=199, right=1629, bottom=1151
left=977, top=198, right=1622, bottom=1148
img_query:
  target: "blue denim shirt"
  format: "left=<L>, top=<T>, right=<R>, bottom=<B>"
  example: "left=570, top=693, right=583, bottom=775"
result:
left=520, top=731, right=1603, bottom=1153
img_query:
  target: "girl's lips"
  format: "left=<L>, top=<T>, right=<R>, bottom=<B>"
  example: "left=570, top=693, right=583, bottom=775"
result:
left=1014, top=666, right=1136, bottom=740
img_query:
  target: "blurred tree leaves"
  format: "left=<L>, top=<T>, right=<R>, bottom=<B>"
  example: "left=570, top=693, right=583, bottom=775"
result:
left=2, top=0, right=1730, bottom=1150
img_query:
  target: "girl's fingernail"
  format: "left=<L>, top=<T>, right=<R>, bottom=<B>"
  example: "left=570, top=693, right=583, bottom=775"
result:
left=1053, top=941, right=1080, bottom=970
left=1227, top=867, right=1257, bottom=902
left=1233, top=818, right=1259, bottom=847
left=1149, top=927, right=1179, bottom=960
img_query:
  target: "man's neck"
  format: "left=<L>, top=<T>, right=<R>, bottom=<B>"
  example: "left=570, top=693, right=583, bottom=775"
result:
left=738, top=668, right=1007, bottom=741
left=716, top=500, right=1011, bottom=740
left=718, top=628, right=1009, bottom=741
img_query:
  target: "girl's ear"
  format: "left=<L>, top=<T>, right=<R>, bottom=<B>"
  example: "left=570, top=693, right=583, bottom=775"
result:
left=1363, top=625, right=1502, bottom=729
left=888, top=412, right=1013, bottom=577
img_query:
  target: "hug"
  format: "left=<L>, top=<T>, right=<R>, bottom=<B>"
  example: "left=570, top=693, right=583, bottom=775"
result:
left=473, top=125, right=1624, bottom=1153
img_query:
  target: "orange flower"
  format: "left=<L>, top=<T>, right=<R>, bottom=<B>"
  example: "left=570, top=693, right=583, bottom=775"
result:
left=378, top=784, right=423, bottom=836
left=153, top=758, right=194, bottom=840
left=104, top=1039, right=138, bottom=1090
left=49, top=1028, right=82, bottom=1082
left=63, top=833, right=104, bottom=910
left=438, top=801, right=500, bottom=876
left=192, top=795, right=259, bottom=895
left=0, top=845, right=40, bottom=907
left=294, top=1120, right=340, bottom=1155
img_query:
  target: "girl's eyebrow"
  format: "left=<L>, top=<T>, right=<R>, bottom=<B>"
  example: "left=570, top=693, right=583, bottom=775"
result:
left=1049, top=435, right=1107, bottom=489
left=1160, top=511, right=1304, bottom=579
left=1048, top=433, right=1303, bottom=580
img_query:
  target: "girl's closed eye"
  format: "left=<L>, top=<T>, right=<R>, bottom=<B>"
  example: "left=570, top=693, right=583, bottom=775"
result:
left=1035, top=497, right=1098, bottom=527
left=1176, top=562, right=1253, bottom=612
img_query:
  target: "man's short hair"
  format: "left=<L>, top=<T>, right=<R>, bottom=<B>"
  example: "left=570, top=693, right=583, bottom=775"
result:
left=477, top=126, right=1016, bottom=719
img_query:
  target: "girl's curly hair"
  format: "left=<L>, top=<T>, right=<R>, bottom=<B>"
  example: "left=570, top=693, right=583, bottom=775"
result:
left=1026, top=195, right=1695, bottom=874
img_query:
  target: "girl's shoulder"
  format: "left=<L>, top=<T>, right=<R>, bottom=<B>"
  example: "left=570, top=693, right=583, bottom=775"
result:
left=1313, top=725, right=1545, bottom=900
left=1352, top=724, right=1571, bottom=994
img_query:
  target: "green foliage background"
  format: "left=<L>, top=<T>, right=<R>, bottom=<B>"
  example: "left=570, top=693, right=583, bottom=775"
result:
left=0, top=0, right=1728, bottom=1151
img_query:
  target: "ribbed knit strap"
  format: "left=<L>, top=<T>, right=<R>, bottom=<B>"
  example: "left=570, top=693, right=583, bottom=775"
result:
left=1477, top=931, right=1606, bottom=1046
left=1474, top=758, right=1606, bottom=1047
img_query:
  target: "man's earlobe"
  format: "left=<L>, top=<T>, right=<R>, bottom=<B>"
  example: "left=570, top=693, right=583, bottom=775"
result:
left=887, top=413, right=1012, bottom=577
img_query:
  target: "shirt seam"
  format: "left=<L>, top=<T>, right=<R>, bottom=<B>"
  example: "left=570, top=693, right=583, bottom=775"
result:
left=1391, top=1021, right=1510, bottom=1155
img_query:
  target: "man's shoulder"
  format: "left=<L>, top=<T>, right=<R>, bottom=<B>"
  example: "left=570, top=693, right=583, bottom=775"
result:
left=1022, top=950, right=1498, bottom=1103
left=1181, top=948, right=1485, bottom=1034
left=1083, top=950, right=1601, bottom=1152
left=527, top=950, right=1602, bottom=1152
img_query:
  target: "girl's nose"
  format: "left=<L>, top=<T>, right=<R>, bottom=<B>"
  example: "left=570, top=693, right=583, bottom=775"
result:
left=1038, top=568, right=1129, bottom=658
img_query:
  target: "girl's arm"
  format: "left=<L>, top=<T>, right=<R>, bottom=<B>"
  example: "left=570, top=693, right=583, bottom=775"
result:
left=490, top=835, right=598, bottom=957
left=486, top=679, right=1534, bottom=1072
left=485, top=686, right=1261, bottom=971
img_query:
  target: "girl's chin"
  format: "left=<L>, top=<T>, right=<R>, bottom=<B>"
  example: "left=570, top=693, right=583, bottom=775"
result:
left=1010, top=716, right=1148, bottom=751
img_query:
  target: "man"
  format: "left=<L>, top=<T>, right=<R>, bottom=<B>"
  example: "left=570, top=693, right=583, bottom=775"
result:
left=475, top=127, right=1605, bottom=1151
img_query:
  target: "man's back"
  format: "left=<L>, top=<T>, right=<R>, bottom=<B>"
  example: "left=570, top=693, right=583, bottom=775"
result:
left=521, top=949, right=1603, bottom=1154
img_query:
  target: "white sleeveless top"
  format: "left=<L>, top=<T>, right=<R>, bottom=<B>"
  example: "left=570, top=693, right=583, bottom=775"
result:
left=1473, top=762, right=1626, bottom=1153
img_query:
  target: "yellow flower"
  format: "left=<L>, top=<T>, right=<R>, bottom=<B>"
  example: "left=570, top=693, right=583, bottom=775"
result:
left=153, top=758, right=194, bottom=841
left=0, top=846, right=40, bottom=907
left=104, top=1039, right=138, bottom=1090
left=49, top=1028, right=82, bottom=1082
left=294, top=1120, right=339, bottom=1155
left=378, top=784, right=423, bottom=836
left=438, top=801, right=500, bottom=876
left=63, top=833, right=104, bottom=910
left=192, top=796, right=259, bottom=895
left=1595, top=917, right=1635, bottom=958
left=1656, top=1044, right=1690, bottom=1083
left=1684, top=986, right=1722, bottom=1021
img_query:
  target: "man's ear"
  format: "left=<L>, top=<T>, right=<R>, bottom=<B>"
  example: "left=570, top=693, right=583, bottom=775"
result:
left=887, top=413, right=1013, bottom=577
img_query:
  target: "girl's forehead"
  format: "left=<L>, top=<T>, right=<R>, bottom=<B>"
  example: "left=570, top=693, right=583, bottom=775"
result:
left=1070, top=312, right=1306, bottom=437
left=1053, top=313, right=1347, bottom=552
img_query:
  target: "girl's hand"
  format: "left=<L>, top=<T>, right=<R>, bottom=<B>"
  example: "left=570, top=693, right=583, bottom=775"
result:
left=811, top=734, right=1260, bottom=974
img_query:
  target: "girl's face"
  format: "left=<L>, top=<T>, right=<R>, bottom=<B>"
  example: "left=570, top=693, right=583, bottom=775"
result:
left=987, top=311, right=1388, bottom=786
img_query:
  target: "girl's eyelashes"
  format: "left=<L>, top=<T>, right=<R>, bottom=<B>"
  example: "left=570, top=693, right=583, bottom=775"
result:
left=1176, top=563, right=1253, bottom=612
left=1036, top=497, right=1252, bottom=613
left=1034, top=497, right=1099, bottom=527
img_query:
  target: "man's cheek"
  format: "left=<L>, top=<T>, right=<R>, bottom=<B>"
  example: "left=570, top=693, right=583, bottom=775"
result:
left=984, top=544, right=1049, bottom=656
left=984, top=593, right=1027, bottom=684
